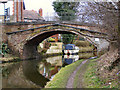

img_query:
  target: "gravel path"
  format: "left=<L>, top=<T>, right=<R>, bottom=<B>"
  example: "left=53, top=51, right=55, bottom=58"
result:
left=66, top=59, right=88, bottom=88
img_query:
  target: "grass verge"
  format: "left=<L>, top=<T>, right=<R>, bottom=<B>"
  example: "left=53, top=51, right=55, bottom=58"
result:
left=79, top=46, right=93, bottom=52
left=44, top=59, right=84, bottom=88
left=83, top=59, right=119, bottom=88
left=79, top=53, right=94, bottom=59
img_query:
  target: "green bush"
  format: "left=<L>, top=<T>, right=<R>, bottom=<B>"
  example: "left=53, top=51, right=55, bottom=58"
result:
left=74, top=40, right=90, bottom=47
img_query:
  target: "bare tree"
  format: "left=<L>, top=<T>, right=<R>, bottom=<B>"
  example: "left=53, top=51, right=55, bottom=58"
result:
left=77, top=2, right=119, bottom=54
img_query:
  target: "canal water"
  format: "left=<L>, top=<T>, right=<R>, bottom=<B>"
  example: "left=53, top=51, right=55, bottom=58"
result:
left=2, top=53, right=94, bottom=88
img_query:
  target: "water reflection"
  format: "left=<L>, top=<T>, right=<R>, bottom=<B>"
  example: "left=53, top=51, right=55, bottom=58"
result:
left=22, top=60, right=50, bottom=88
left=38, top=56, right=62, bottom=80
left=64, top=55, right=79, bottom=63
left=2, top=53, right=94, bottom=88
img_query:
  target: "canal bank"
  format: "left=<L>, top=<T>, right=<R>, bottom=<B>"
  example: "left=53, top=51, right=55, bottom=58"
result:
left=83, top=58, right=119, bottom=88
left=45, top=59, right=85, bottom=88
left=2, top=52, right=118, bottom=88
left=44, top=57, right=119, bottom=89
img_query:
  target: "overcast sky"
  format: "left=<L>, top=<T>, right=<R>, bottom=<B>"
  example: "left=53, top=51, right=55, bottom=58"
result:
left=0, top=0, right=56, bottom=18
left=24, top=0, right=56, bottom=17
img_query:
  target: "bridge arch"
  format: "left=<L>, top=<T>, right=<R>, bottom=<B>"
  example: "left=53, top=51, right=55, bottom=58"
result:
left=23, top=29, right=85, bottom=59
left=6, top=23, right=107, bottom=59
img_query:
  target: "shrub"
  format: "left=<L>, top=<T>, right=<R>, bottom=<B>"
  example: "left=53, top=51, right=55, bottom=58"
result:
left=74, top=40, right=90, bottom=47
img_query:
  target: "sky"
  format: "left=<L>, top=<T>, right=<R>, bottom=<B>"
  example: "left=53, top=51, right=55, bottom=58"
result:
left=0, top=0, right=118, bottom=20
left=0, top=1, right=13, bottom=15
left=24, top=0, right=56, bottom=17
left=0, top=0, right=56, bottom=19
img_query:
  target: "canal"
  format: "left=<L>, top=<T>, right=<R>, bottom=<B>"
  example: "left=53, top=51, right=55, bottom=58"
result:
left=2, top=53, right=94, bottom=88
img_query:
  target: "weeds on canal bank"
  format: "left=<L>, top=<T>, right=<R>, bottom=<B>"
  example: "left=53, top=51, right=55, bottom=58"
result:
left=45, top=59, right=84, bottom=88
left=84, top=59, right=119, bottom=88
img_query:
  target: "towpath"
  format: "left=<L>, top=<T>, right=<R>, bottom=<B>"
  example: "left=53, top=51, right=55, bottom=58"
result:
left=66, top=59, right=89, bottom=88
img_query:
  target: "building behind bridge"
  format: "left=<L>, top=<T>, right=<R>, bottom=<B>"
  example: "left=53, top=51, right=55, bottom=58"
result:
left=23, top=9, right=44, bottom=22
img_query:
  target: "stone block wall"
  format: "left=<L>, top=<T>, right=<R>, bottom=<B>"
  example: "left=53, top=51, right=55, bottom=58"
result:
left=1, top=22, right=108, bottom=59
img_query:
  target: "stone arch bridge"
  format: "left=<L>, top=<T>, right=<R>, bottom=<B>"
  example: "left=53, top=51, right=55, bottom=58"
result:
left=1, top=22, right=108, bottom=59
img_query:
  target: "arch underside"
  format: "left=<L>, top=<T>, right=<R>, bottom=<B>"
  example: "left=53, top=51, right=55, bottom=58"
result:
left=26, top=30, right=78, bottom=45
left=23, top=29, right=95, bottom=59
